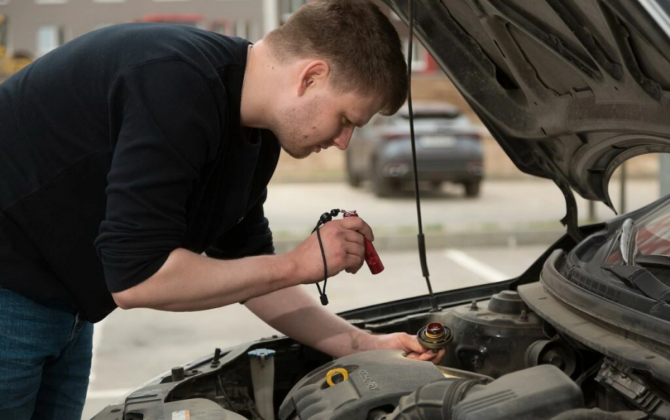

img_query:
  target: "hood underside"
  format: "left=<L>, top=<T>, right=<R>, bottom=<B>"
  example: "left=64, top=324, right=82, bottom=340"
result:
left=385, top=0, right=670, bottom=209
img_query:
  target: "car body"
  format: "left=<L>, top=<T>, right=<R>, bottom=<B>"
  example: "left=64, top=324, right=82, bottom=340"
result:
left=93, top=0, right=670, bottom=419
left=346, top=101, right=484, bottom=197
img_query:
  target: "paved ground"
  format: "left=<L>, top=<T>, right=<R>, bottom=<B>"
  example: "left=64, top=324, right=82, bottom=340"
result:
left=264, top=177, right=662, bottom=237
left=84, top=244, right=548, bottom=418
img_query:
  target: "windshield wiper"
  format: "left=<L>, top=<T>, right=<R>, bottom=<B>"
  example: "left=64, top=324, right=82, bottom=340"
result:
left=620, top=218, right=638, bottom=265
left=605, top=264, right=670, bottom=302
left=604, top=219, right=670, bottom=302
left=619, top=218, right=670, bottom=268
left=635, top=254, right=670, bottom=268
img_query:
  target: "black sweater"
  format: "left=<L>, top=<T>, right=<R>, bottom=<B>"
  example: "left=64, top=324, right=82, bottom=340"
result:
left=0, top=24, right=280, bottom=322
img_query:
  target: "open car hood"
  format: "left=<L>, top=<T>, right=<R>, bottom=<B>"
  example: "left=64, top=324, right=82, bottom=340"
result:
left=384, top=0, right=670, bottom=212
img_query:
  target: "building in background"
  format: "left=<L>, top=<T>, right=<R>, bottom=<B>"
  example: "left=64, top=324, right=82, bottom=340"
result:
left=0, top=0, right=438, bottom=75
left=0, top=0, right=269, bottom=59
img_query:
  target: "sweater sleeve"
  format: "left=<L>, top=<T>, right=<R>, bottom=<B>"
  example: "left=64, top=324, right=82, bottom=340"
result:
left=205, top=188, right=274, bottom=259
left=95, top=59, right=220, bottom=293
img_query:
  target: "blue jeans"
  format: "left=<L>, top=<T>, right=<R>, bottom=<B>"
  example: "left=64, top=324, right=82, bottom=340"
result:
left=0, top=288, right=93, bottom=419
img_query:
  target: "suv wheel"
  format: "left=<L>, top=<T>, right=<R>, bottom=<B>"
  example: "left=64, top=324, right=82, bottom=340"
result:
left=371, top=160, right=394, bottom=197
left=345, top=153, right=362, bottom=188
left=464, top=180, right=481, bottom=198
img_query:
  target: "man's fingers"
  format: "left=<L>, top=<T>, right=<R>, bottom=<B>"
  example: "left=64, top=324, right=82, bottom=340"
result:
left=433, top=348, right=446, bottom=364
left=337, top=217, right=374, bottom=242
left=313, top=219, right=372, bottom=276
left=294, top=218, right=373, bottom=283
left=343, top=230, right=365, bottom=246
left=406, top=350, right=444, bottom=364
left=344, top=254, right=363, bottom=273
left=417, top=351, right=437, bottom=361
left=405, top=352, right=435, bottom=362
left=344, top=240, right=364, bottom=258
left=401, top=334, right=427, bottom=354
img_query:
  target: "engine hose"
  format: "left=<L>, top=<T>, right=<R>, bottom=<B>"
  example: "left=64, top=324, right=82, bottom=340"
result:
left=443, top=378, right=480, bottom=413
left=549, top=409, right=641, bottom=420
left=384, top=379, right=479, bottom=420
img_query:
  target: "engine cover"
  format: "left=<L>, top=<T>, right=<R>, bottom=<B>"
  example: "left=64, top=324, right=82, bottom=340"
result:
left=453, top=365, right=583, bottom=419
left=278, top=350, right=445, bottom=420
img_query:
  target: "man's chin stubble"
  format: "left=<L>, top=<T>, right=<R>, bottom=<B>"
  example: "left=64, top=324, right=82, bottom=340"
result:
left=279, top=144, right=311, bottom=159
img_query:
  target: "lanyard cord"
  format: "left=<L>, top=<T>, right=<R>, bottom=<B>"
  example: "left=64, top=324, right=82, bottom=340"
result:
left=312, top=209, right=342, bottom=306
left=314, top=226, right=329, bottom=305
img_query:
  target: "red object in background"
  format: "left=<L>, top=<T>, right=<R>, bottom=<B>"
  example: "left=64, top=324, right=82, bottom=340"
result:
left=343, top=211, right=385, bottom=275
left=134, top=14, right=205, bottom=27
left=136, top=14, right=204, bottom=23
left=424, top=54, right=440, bottom=73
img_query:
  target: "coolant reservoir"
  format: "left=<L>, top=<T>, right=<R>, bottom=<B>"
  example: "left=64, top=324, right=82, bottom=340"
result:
left=248, top=348, right=276, bottom=420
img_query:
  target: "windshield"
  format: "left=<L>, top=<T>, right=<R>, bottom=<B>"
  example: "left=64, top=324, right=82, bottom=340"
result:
left=606, top=204, right=670, bottom=265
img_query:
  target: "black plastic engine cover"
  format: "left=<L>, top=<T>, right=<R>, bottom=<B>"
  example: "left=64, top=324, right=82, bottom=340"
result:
left=453, top=365, right=584, bottom=419
left=278, top=350, right=445, bottom=420
left=386, top=365, right=583, bottom=419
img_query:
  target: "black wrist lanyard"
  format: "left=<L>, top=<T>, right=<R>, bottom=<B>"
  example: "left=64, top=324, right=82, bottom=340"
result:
left=312, top=209, right=343, bottom=306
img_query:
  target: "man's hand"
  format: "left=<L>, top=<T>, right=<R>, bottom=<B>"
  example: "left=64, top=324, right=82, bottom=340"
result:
left=285, top=216, right=375, bottom=284
left=245, top=287, right=447, bottom=364
left=364, top=332, right=446, bottom=365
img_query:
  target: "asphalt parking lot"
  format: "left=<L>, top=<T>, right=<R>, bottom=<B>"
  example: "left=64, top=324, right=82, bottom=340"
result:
left=264, top=177, right=661, bottom=236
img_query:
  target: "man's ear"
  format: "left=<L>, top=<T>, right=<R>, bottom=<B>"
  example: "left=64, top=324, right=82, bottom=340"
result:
left=297, top=60, right=330, bottom=97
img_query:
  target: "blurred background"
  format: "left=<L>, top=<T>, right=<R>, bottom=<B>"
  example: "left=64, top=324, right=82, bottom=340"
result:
left=1, top=1, right=669, bottom=418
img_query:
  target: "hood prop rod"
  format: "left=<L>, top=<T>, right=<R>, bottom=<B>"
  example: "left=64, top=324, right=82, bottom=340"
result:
left=533, top=148, right=584, bottom=243
left=407, top=0, right=438, bottom=312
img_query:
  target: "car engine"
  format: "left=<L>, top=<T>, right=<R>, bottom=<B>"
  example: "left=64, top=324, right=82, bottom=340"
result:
left=276, top=289, right=661, bottom=420
left=278, top=351, right=582, bottom=420
left=93, top=284, right=670, bottom=420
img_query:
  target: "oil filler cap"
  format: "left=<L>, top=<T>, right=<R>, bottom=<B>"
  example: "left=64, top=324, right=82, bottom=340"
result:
left=326, top=368, right=349, bottom=387
left=417, top=323, right=453, bottom=350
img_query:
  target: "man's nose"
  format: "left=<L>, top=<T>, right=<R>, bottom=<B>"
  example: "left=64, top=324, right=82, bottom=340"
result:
left=333, top=126, right=354, bottom=150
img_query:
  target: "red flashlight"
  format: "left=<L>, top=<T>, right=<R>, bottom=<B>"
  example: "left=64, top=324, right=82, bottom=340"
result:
left=343, top=210, right=384, bottom=275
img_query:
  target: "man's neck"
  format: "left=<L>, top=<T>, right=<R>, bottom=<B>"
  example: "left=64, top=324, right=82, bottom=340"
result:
left=240, top=41, right=275, bottom=129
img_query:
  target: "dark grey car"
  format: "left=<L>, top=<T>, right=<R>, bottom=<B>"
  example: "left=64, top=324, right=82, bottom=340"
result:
left=345, top=102, right=484, bottom=197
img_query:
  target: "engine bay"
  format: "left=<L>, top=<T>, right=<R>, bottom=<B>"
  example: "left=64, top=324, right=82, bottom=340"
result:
left=93, top=271, right=670, bottom=420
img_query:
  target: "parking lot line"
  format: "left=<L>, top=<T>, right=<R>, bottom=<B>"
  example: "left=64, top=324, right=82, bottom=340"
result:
left=443, top=249, right=509, bottom=283
left=86, top=388, right=131, bottom=400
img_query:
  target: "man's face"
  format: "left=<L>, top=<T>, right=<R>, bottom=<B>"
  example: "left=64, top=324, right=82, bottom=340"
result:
left=273, top=84, right=383, bottom=159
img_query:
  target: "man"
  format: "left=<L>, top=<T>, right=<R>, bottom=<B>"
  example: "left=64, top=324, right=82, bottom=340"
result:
left=0, top=0, right=444, bottom=418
